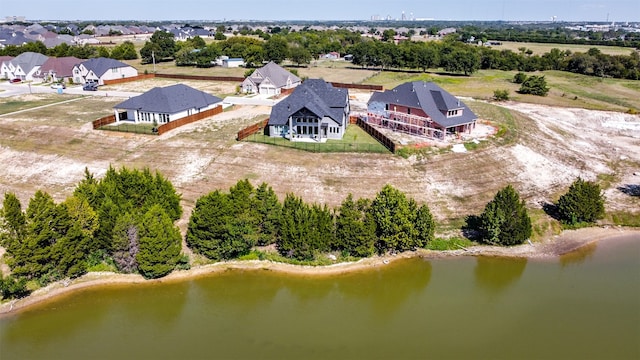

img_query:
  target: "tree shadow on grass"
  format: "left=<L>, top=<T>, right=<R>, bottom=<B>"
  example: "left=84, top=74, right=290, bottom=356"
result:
left=618, top=184, right=640, bottom=197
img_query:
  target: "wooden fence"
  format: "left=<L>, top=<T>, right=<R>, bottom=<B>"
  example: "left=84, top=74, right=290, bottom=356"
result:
left=157, top=105, right=223, bottom=135
left=103, top=74, right=155, bottom=85
left=92, top=114, right=116, bottom=129
left=356, top=118, right=397, bottom=153
left=155, top=73, right=245, bottom=82
left=237, top=118, right=269, bottom=141
left=102, top=73, right=245, bottom=86
left=330, top=82, right=383, bottom=91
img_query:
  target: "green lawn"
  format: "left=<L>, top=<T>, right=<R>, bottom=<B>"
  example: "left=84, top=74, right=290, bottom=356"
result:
left=244, top=124, right=390, bottom=153
left=101, top=122, right=158, bottom=135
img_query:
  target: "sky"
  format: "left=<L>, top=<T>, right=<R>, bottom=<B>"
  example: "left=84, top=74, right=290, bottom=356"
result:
left=2, top=0, right=639, bottom=22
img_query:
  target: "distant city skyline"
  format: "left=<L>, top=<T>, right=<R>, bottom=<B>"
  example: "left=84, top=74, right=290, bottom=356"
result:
left=2, top=0, right=639, bottom=22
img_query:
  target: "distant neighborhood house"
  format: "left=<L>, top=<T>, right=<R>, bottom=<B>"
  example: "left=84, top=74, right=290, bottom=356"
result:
left=73, top=57, right=138, bottom=85
left=113, top=84, right=223, bottom=125
left=242, top=61, right=301, bottom=96
left=367, top=81, right=477, bottom=140
left=268, top=79, right=349, bottom=142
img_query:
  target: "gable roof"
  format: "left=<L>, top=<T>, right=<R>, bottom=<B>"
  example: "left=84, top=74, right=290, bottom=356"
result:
left=269, top=79, right=348, bottom=126
left=10, top=52, right=48, bottom=73
left=37, top=56, right=81, bottom=78
left=368, top=81, right=477, bottom=128
left=80, top=57, right=132, bottom=77
left=249, top=61, right=301, bottom=88
left=114, top=84, right=222, bottom=114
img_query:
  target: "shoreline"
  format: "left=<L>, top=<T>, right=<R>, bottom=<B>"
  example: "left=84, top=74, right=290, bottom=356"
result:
left=1, top=226, right=638, bottom=317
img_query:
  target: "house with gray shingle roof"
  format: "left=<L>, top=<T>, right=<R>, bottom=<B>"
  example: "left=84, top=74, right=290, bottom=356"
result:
left=4, top=52, right=48, bottom=81
left=72, top=57, right=138, bottom=85
left=113, top=84, right=223, bottom=125
left=242, top=61, right=301, bottom=96
left=367, top=81, right=477, bottom=140
left=268, top=79, right=349, bottom=141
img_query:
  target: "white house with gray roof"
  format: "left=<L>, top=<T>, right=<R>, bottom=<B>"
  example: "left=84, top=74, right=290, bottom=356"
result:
left=367, top=81, right=477, bottom=140
left=72, top=57, right=138, bottom=85
left=268, top=79, right=349, bottom=142
left=2, top=52, right=48, bottom=81
left=242, top=61, right=301, bottom=96
left=113, top=84, right=222, bottom=125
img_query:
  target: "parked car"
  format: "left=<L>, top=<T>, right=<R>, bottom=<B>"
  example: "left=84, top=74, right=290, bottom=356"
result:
left=51, top=83, right=66, bottom=89
left=83, top=82, right=98, bottom=91
left=9, top=78, right=21, bottom=83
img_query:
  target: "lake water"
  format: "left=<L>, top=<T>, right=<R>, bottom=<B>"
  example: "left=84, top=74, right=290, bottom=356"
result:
left=1, top=235, right=638, bottom=360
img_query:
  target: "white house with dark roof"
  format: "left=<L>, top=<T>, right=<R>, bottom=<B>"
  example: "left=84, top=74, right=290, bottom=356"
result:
left=113, top=84, right=222, bottom=124
left=242, top=61, right=301, bottom=96
left=72, top=57, right=138, bottom=85
left=268, top=79, right=349, bottom=142
left=367, top=81, right=477, bottom=140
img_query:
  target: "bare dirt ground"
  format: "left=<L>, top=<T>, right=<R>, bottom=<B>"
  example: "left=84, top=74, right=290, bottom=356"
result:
left=0, top=89, right=638, bottom=236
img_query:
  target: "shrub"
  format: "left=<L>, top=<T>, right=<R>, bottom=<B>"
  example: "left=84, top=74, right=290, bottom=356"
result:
left=476, top=185, right=532, bottom=246
left=513, top=72, right=527, bottom=84
left=556, top=178, right=605, bottom=225
left=518, top=75, right=549, bottom=96
left=493, top=89, right=510, bottom=101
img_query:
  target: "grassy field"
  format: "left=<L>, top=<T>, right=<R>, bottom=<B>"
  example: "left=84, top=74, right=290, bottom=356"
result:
left=244, top=125, right=390, bottom=154
left=364, top=69, right=640, bottom=112
left=494, top=41, right=638, bottom=56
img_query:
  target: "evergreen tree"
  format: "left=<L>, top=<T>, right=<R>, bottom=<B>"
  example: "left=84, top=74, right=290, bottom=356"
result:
left=254, top=183, right=281, bottom=246
left=478, top=185, right=532, bottom=246
left=556, top=178, right=605, bottom=224
left=136, top=205, right=181, bottom=279
left=0, top=192, right=26, bottom=255
left=335, top=194, right=375, bottom=257
left=0, top=273, right=29, bottom=300
left=186, top=190, right=231, bottom=259
left=278, top=194, right=314, bottom=260
left=415, top=204, right=436, bottom=248
left=11, top=191, right=66, bottom=281
left=519, top=75, right=549, bottom=96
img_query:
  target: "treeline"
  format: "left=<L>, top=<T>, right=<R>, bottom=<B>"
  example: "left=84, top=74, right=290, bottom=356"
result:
left=0, top=167, right=607, bottom=301
left=0, top=41, right=138, bottom=60
left=0, top=167, right=185, bottom=298
left=187, top=180, right=435, bottom=261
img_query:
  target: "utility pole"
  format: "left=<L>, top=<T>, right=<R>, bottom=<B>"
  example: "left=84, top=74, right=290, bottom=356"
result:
left=152, top=51, right=156, bottom=73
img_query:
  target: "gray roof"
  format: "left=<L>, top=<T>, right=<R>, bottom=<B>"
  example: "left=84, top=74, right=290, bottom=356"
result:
left=80, top=57, right=132, bottom=77
left=248, top=61, right=301, bottom=88
left=269, top=79, right=348, bottom=126
left=114, top=84, right=222, bottom=114
left=11, top=52, right=48, bottom=72
left=368, top=81, right=477, bottom=128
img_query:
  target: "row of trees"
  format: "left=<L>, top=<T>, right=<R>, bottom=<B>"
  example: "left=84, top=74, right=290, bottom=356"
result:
left=0, top=167, right=184, bottom=296
left=0, top=169, right=607, bottom=300
left=0, top=41, right=138, bottom=61
left=187, top=181, right=436, bottom=261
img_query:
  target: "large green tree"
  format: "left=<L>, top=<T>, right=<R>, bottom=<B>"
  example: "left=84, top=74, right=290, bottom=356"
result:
left=335, top=194, right=376, bottom=257
left=0, top=193, right=26, bottom=255
left=140, top=30, right=177, bottom=64
left=136, top=205, right=182, bottom=279
left=518, top=75, right=549, bottom=96
left=369, top=184, right=418, bottom=253
left=556, top=178, right=605, bottom=225
left=477, top=185, right=532, bottom=246
left=264, top=35, right=289, bottom=64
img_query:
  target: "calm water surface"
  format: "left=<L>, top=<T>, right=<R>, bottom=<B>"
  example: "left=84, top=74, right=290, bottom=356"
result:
left=1, top=235, right=639, bottom=359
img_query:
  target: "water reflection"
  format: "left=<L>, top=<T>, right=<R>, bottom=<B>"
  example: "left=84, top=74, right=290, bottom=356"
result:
left=474, top=256, right=527, bottom=294
left=559, top=242, right=597, bottom=267
left=336, top=258, right=432, bottom=316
